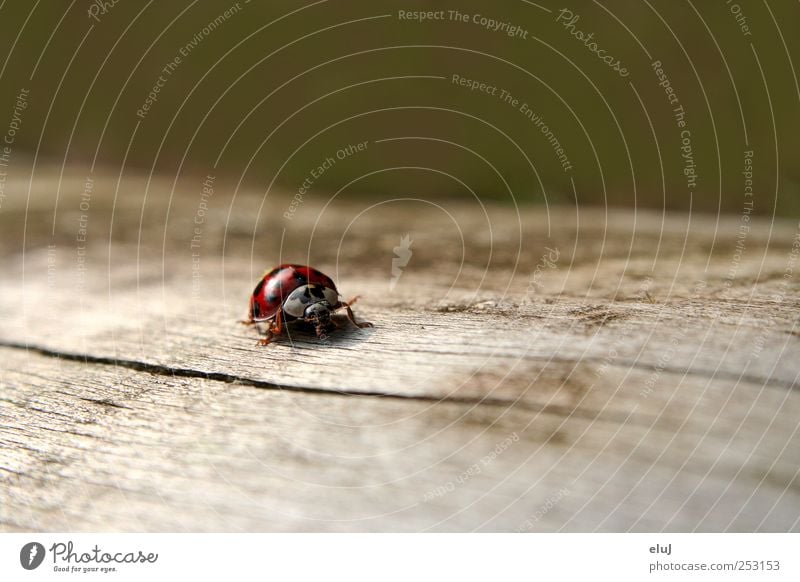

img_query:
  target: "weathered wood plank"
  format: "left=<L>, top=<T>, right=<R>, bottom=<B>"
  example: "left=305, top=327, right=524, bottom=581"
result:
left=0, top=246, right=797, bottom=398
left=1, top=174, right=799, bottom=531
left=1, top=347, right=798, bottom=532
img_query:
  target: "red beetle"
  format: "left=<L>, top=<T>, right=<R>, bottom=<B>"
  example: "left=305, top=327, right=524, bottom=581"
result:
left=242, top=264, right=373, bottom=345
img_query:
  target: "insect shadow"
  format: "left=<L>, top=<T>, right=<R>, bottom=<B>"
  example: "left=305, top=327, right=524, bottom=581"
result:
left=252, top=315, right=373, bottom=348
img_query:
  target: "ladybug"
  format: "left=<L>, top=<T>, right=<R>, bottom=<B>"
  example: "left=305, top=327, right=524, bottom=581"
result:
left=242, top=264, right=373, bottom=345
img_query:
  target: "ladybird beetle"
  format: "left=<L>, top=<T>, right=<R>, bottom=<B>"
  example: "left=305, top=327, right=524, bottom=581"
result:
left=242, top=264, right=373, bottom=345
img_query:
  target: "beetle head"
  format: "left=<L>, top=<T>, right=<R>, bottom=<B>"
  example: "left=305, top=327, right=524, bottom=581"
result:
left=304, top=301, right=332, bottom=336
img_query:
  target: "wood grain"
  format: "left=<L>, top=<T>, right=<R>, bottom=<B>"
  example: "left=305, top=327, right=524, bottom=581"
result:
left=2, top=346, right=798, bottom=532
left=1, top=170, right=799, bottom=531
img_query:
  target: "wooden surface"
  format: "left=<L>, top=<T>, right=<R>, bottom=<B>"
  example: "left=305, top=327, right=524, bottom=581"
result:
left=1, top=170, right=799, bottom=531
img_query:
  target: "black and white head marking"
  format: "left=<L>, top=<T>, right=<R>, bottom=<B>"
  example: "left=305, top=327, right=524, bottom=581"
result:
left=282, top=284, right=339, bottom=318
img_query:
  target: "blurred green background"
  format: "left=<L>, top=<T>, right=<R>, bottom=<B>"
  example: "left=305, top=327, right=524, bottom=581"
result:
left=0, top=0, right=798, bottom=215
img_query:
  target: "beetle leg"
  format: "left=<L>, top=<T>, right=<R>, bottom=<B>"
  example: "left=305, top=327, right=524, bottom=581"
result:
left=257, top=330, right=275, bottom=346
left=272, top=309, right=284, bottom=335
left=257, top=311, right=284, bottom=346
left=340, top=300, right=373, bottom=329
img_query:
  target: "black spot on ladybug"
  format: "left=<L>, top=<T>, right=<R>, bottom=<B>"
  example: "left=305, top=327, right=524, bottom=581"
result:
left=253, top=278, right=265, bottom=298
left=267, top=292, right=279, bottom=303
left=252, top=301, right=261, bottom=317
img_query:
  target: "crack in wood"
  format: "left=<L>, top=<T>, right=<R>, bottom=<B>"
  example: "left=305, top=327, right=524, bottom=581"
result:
left=0, top=340, right=517, bottom=407
left=78, top=397, right=132, bottom=410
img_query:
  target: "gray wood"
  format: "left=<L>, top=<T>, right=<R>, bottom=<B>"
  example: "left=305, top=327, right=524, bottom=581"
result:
left=1, top=174, right=799, bottom=531
left=2, top=347, right=798, bottom=532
